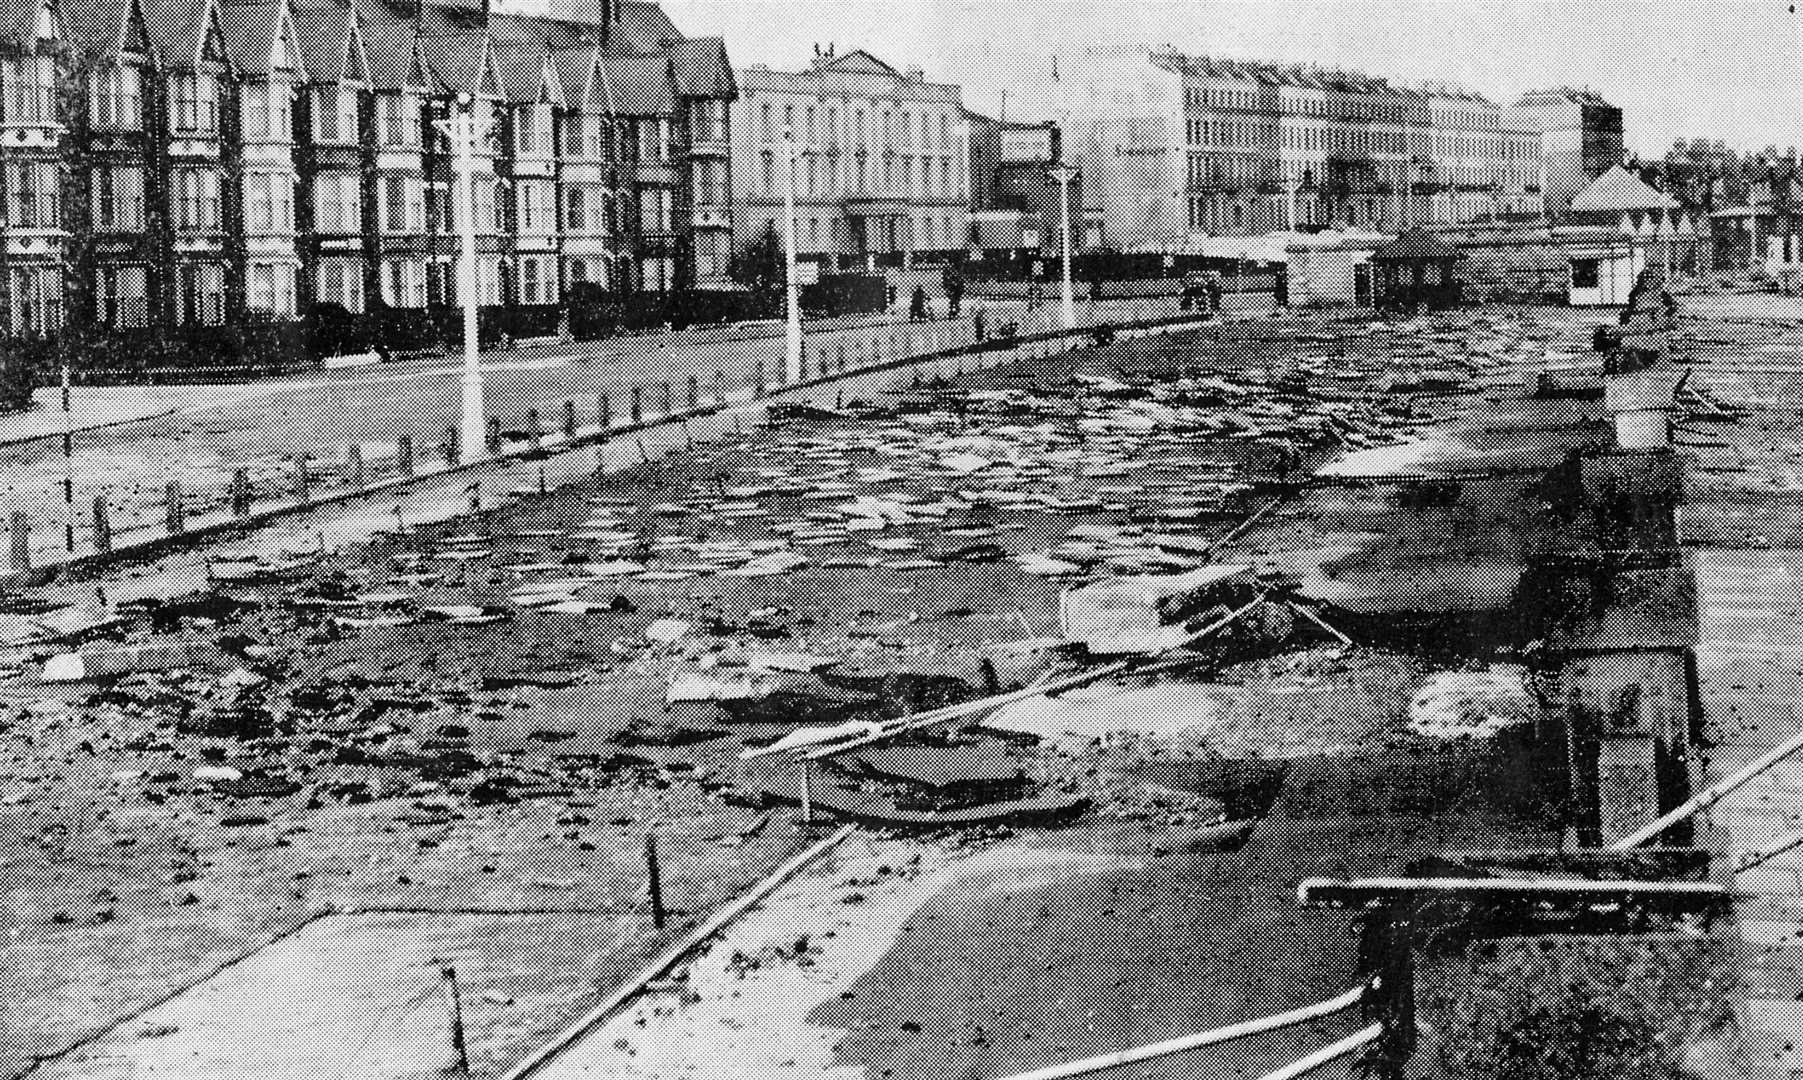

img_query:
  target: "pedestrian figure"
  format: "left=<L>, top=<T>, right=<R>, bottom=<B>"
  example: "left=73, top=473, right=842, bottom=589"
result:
left=1205, top=273, right=1223, bottom=314
left=973, top=305, right=987, bottom=342
left=943, top=265, right=965, bottom=319
left=910, top=286, right=928, bottom=322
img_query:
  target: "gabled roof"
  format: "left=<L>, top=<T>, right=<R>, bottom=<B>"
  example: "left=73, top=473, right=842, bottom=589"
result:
left=362, top=17, right=433, bottom=91
left=549, top=40, right=597, bottom=107
left=0, top=0, right=62, bottom=50
left=598, top=46, right=670, bottom=115
left=1570, top=164, right=1679, bottom=213
left=491, top=38, right=559, bottom=103
left=144, top=0, right=231, bottom=71
left=420, top=29, right=499, bottom=96
left=611, top=0, right=674, bottom=50
left=667, top=35, right=730, bottom=99
left=218, top=0, right=304, bottom=78
left=814, top=48, right=897, bottom=76
left=63, top=0, right=153, bottom=62
left=292, top=0, right=369, bottom=84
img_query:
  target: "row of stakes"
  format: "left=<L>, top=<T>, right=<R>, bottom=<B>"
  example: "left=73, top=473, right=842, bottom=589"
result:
left=9, top=323, right=1094, bottom=574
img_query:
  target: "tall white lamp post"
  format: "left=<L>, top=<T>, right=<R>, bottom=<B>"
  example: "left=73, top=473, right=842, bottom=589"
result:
left=434, top=93, right=488, bottom=462
left=1048, top=162, right=1079, bottom=330
left=780, top=125, right=804, bottom=385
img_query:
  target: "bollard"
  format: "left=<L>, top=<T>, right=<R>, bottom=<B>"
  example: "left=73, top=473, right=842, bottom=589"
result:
left=346, top=443, right=365, bottom=489
left=92, top=496, right=111, bottom=554
left=660, top=381, right=673, bottom=418
left=563, top=399, right=576, bottom=440
left=292, top=455, right=311, bottom=503
left=397, top=433, right=414, bottom=477
left=231, top=468, right=250, bottom=517
left=525, top=409, right=542, bottom=456
left=444, top=423, right=460, bottom=467
left=8, top=511, right=27, bottom=573
left=485, top=416, right=501, bottom=456
left=165, top=481, right=184, bottom=535
left=598, top=391, right=612, bottom=432
left=631, top=385, right=643, bottom=423
left=644, top=833, right=666, bottom=930
left=686, top=374, right=699, bottom=412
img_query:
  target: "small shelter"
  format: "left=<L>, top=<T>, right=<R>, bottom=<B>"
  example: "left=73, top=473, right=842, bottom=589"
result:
left=1563, top=166, right=1683, bottom=306
left=1372, top=229, right=1462, bottom=312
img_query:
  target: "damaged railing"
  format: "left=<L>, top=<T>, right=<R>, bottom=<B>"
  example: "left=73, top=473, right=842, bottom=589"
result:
left=993, top=985, right=1378, bottom=1080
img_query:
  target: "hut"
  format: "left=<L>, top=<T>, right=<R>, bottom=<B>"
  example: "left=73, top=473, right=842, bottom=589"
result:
left=1562, top=166, right=1684, bottom=306
left=1372, top=230, right=1463, bottom=312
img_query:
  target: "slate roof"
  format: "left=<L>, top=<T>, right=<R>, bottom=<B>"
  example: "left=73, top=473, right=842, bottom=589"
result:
left=1372, top=229, right=1460, bottom=261
left=598, top=47, right=669, bottom=114
left=62, top=0, right=147, bottom=61
left=667, top=35, right=730, bottom=98
left=217, top=0, right=286, bottom=76
left=143, top=0, right=216, bottom=69
left=362, top=16, right=432, bottom=89
left=292, top=1, right=355, bottom=83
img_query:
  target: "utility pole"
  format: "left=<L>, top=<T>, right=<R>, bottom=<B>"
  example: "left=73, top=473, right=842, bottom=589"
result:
left=433, top=94, right=486, bottom=463
left=781, top=125, right=803, bottom=385
left=1048, top=162, right=1079, bottom=330
left=60, top=361, right=73, bottom=552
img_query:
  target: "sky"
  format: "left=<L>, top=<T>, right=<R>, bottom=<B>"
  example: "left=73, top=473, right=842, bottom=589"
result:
left=660, top=0, right=1802, bottom=157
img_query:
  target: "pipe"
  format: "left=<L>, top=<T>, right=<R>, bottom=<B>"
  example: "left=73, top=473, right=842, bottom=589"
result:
left=994, top=985, right=1366, bottom=1080
left=1611, top=726, right=1803, bottom=850
left=1256, top=1024, right=1385, bottom=1080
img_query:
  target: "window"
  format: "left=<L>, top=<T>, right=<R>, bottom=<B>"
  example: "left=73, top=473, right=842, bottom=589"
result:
left=1571, top=258, right=1600, bottom=289
left=89, top=66, right=142, bottom=131
left=92, top=166, right=146, bottom=231
left=315, top=257, right=364, bottom=312
left=477, top=256, right=500, bottom=304
left=427, top=181, right=448, bottom=232
left=246, top=262, right=297, bottom=316
left=516, top=180, right=552, bottom=233
left=313, top=85, right=358, bottom=143
left=378, top=93, right=419, bottom=147
left=243, top=173, right=294, bottom=233
left=7, top=265, right=61, bottom=334
left=520, top=254, right=556, bottom=304
left=313, top=173, right=360, bottom=233
left=176, top=263, right=225, bottom=325
left=381, top=175, right=423, bottom=233
left=2, top=161, right=56, bottom=227
left=2, top=55, right=57, bottom=126
left=477, top=177, right=500, bottom=233
left=96, top=265, right=147, bottom=328
left=242, top=80, right=292, bottom=142
left=383, top=258, right=424, bottom=307
left=170, top=72, right=219, bottom=134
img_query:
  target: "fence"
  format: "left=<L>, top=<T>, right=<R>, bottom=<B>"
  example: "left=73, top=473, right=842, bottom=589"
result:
left=0, top=302, right=1222, bottom=583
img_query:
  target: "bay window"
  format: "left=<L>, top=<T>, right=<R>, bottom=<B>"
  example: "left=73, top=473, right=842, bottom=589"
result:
left=315, top=257, right=364, bottom=312
left=2, top=55, right=57, bottom=126
left=96, top=265, right=148, bottom=328
left=378, top=92, right=419, bottom=147
left=246, top=262, right=297, bottom=317
left=312, top=172, right=360, bottom=234
left=91, top=166, right=145, bottom=231
left=2, top=161, right=58, bottom=228
left=241, top=80, right=293, bottom=142
left=243, top=172, right=294, bottom=233
left=313, top=85, right=359, bottom=144
left=89, top=65, right=143, bottom=131
left=169, top=71, right=219, bottom=134
left=171, top=168, right=221, bottom=231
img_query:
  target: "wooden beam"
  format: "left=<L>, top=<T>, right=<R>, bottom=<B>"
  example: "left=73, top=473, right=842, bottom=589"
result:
left=1299, top=876, right=1731, bottom=911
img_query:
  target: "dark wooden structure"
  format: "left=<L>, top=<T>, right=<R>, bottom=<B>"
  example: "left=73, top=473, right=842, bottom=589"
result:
left=1372, top=229, right=1462, bottom=313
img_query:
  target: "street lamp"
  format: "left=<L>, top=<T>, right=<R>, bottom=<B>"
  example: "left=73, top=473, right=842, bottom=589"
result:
left=432, top=92, right=489, bottom=462
left=1047, top=162, right=1079, bottom=330
left=780, top=124, right=803, bottom=385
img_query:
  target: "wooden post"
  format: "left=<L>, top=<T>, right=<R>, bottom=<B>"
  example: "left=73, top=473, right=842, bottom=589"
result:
left=467, top=481, right=481, bottom=515
left=525, top=408, right=542, bottom=455
left=598, top=391, right=611, bottom=433
left=292, top=455, right=311, bottom=503
left=631, top=385, right=643, bottom=423
left=397, top=433, right=414, bottom=478
left=165, top=481, right=184, bottom=535
left=231, top=468, right=250, bottom=517
left=347, top=443, right=364, bottom=489
left=8, top=511, right=27, bottom=573
left=754, top=356, right=765, bottom=398
left=644, top=833, right=666, bottom=930
left=563, top=399, right=576, bottom=440
left=485, top=416, right=501, bottom=455
left=443, top=965, right=471, bottom=1079
left=92, top=496, right=111, bottom=554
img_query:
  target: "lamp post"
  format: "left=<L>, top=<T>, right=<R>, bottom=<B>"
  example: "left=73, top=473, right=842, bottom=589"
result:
left=433, top=93, right=487, bottom=462
left=780, top=125, right=803, bottom=384
left=1047, top=162, right=1079, bottom=330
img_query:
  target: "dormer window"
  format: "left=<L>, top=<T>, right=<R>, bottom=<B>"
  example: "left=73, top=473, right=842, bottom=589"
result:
left=89, top=66, right=143, bottom=131
left=170, top=71, right=219, bottom=134
left=2, top=55, right=58, bottom=125
left=313, top=85, right=358, bottom=144
left=378, top=92, right=419, bottom=147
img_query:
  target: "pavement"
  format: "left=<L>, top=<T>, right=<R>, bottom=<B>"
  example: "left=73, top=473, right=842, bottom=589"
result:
left=0, top=390, right=180, bottom=449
